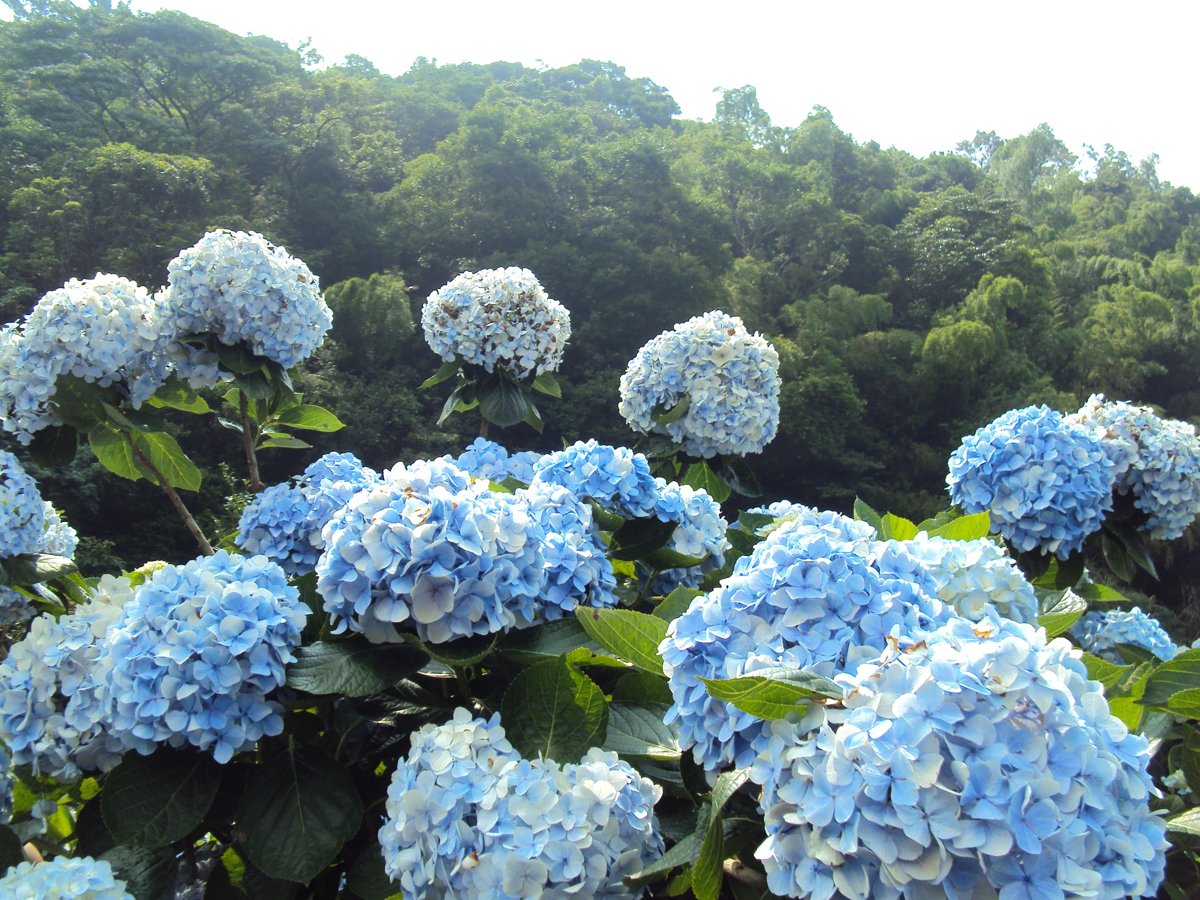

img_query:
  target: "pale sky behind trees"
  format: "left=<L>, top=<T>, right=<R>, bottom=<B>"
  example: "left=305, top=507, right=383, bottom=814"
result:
left=17, top=0, right=1200, bottom=190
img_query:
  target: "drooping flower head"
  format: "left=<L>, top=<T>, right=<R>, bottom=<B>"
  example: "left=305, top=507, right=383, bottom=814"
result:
left=1069, top=394, right=1200, bottom=540
left=379, top=709, right=662, bottom=900
left=99, top=552, right=306, bottom=763
left=1071, top=606, right=1179, bottom=663
left=0, top=450, right=47, bottom=558
left=421, top=267, right=570, bottom=378
left=751, top=614, right=1167, bottom=900
left=619, top=310, right=780, bottom=458
left=165, top=229, right=332, bottom=370
left=0, top=856, right=134, bottom=900
left=947, top=405, right=1115, bottom=558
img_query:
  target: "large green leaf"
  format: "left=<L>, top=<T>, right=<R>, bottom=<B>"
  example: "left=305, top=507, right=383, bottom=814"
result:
left=346, top=844, right=402, bottom=900
left=877, top=513, right=918, bottom=541
left=575, top=607, right=669, bottom=676
left=530, top=371, right=562, bottom=398
left=1167, top=807, right=1200, bottom=837
left=419, top=359, right=462, bottom=389
left=701, top=667, right=843, bottom=719
left=477, top=374, right=529, bottom=427
left=609, top=517, right=677, bottom=562
left=100, top=749, right=221, bottom=849
left=0, top=824, right=24, bottom=872
left=693, top=769, right=751, bottom=900
left=681, top=460, right=732, bottom=504
left=147, top=376, right=211, bottom=414
left=927, top=511, right=991, bottom=541
left=1037, top=588, right=1087, bottom=638
left=501, top=657, right=608, bottom=764
left=1140, top=649, right=1200, bottom=710
left=133, top=431, right=202, bottom=492
left=27, top=425, right=78, bottom=467
left=100, top=846, right=178, bottom=900
left=625, top=831, right=700, bottom=887
left=1082, top=653, right=1128, bottom=692
left=3, top=553, right=77, bottom=586
left=602, top=703, right=680, bottom=760
left=89, top=425, right=143, bottom=482
left=654, top=586, right=702, bottom=622
left=271, top=404, right=345, bottom=433
left=48, top=375, right=110, bottom=431
left=851, top=498, right=883, bottom=535
left=500, top=618, right=623, bottom=668
left=287, top=637, right=427, bottom=698
left=238, top=746, right=363, bottom=884
left=215, top=341, right=266, bottom=375
left=1166, top=687, right=1200, bottom=720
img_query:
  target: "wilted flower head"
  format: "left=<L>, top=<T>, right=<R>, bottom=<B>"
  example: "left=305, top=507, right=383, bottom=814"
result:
left=0, top=450, right=47, bottom=558
left=421, top=267, right=570, bottom=378
left=619, top=310, right=780, bottom=458
left=947, top=405, right=1115, bottom=558
left=1071, top=606, right=1179, bottom=663
left=0, top=855, right=133, bottom=899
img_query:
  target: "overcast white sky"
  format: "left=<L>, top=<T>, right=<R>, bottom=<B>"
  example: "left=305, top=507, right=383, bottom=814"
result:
left=18, top=1, right=1200, bottom=190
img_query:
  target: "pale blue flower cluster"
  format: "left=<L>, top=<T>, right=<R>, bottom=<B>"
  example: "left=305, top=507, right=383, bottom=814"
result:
left=660, top=511, right=949, bottom=775
left=1070, top=607, right=1179, bottom=663
left=99, top=552, right=305, bottom=763
left=751, top=614, right=1167, bottom=900
left=0, top=450, right=48, bottom=558
left=643, top=477, right=729, bottom=593
left=421, top=267, right=571, bottom=378
left=1070, top=394, right=1200, bottom=540
left=446, top=437, right=540, bottom=484
left=530, top=440, right=660, bottom=517
left=891, top=534, right=1039, bottom=624
left=948, top=405, right=1115, bottom=558
left=237, top=452, right=378, bottom=575
left=0, top=855, right=133, bottom=899
left=39, top=503, right=79, bottom=559
left=317, top=459, right=545, bottom=643
left=0, top=276, right=174, bottom=443
left=165, top=229, right=333, bottom=370
left=619, top=310, right=781, bottom=458
left=0, top=577, right=130, bottom=781
left=379, top=708, right=662, bottom=900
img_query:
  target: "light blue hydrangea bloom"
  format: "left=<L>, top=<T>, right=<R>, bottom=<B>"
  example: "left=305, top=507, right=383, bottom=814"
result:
left=0, top=450, right=47, bottom=558
left=98, top=552, right=305, bottom=763
left=38, top=503, right=79, bottom=559
left=421, top=267, right=570, bottom=378
left=1070, top=394, right=1200, bottom=540
left=0, top=855, right=134, bottom=899
left=318, top=459, right=546, bottom=643
left=379, top=708, right=662, bottom=900
left=445, top=437, right=539, bottom=484
left=947, top=405, right=1115, bottom=558
left=0, top=576, right=130, bottom=781
left=0, top=321, right=59, bottom=444
left=165, top=230, right=333, bottom=370
left=1071, top=607, right=1179, bottom=663
left=530, top=440, right=660, bottom=518
left=660, top=512, right=951, bottom=775
left=751, top=613, right=1167, bottom=900
left=644, top=477, right=729, bottom=593
left=619, top=310, right=780, bottom=458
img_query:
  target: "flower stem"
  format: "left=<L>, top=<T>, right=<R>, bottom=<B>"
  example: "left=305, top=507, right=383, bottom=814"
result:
left=479, top=415, right=490, bottom=438
left=240, top=392, right=264, bottom=493
left=131, top=444, right=215, bottom=556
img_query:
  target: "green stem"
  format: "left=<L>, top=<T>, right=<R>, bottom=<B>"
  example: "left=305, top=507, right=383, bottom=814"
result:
left=240, top=392, right=264, bottom=493
left=131, top=444, right=215, bottom=556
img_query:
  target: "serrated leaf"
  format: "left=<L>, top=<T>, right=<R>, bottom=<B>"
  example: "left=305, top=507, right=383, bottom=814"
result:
left=89, top=425, right=143, bottom=481
left=419, top=359, right=462, bottom=389
left=1082, top=653, right=1127, bottom=691
left=1167, top=688, right=1200, bottom=719
left=612, top=670, right=675, bottom=705
left=575, top=607, right=669, bottom=675
left=625, top=831, right=700, bottom=886
left=271, top=404, right=344, bottom=433
left=100, top=749, right=221, bottom=849
left=522, top=396, right=545, bottom=433
left=1167, top=807, right=1200, bottom=837
left=257, top=435, right=313, bottom=450
left=101, top=846, right=178, bottom=900
left=927, top=511, right=991, bottom=541
left=693, top=769, right=752, bottom=900
left=878, top=513, right=918, bottom=541
left=602, top=703, right=680, bottom=760
left=681, top=460, right=732, bottom=504
left=531, top=371, right=562, bottom=398
left=1101, top=531, right=1136, bottom=583
left=500, top=657, right=608, bottom=764
left=852, top=498, right=883, bottom=534
left=1038, top=588, right=1087, bottom=638
left=701, top=667, right=843, bottom=719
left=238, top=746, right=363, bottom=884
left=1075, top=581, right=1127, bottom=604
left=147, top=376, right=211, bottom=414
left=651, top=393, right=690, bottom=426
left=287, top=638, right=427, bottom=698
left=609, top=517, right=677, bottom=562
left=48, top=375, right=110, bottom=431
left=133, top=430, right=202, bottom=492
left=1140, top=650, right=1200, bottom=710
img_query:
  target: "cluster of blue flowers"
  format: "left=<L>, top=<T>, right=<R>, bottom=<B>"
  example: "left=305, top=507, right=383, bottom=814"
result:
left=1071, top=606, right=1179, bottom=663
left=894, top=534, right=1039, bottom=624
left=379, top=708, right=662, bottom=899
left=751, top=614, right=1167, bottom=899
left=421, top=267, right=571, bottom=378
left=0, top=450, right=48, bottom=558
left=444, top=437, right=540, bottom=484
left=948, top=405, right=1115, bottom=558
left=165, top=230, right=333, bottom=370
left=660, top=509, right=949, bottom=775
left=619, top=310, right=780, bottom=458
left=99, top=552, right=306, bottom=763
left=0, top=856, right=133, bottom=899
left=39, top=503, right=79, bottom=560
left=1070, top=394, right=1200, bottom=540
left=237, top=451, right=378, bottom=575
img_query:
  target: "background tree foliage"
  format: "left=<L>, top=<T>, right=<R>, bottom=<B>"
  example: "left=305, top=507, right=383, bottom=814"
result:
left=2, top=2, right=1199, bottom=621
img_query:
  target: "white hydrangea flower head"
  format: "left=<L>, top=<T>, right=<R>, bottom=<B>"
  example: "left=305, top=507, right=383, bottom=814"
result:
left=619, top=310, right=780, bottom=458
left=421, top=267, right=570, bottom=378
left=165, top=229, right=332, bottom=370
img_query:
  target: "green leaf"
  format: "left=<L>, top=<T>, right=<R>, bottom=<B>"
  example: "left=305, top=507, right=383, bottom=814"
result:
left=522, top=395, right=545, bottom=434
left=405, top=631, right=499, bottom=668
left=101, top=846, right=178, bottom=900
left=625, top=831, right=700, bottom=886
left=654, top=586, right=702, bottom=622
left=287, top=638, right=427, bottom=698
left=575, top=607, right=669, bottom=675
left=236, top=369, right=273, bottom=401
left=215, top=342, right=265, bottom=375
left=1167, top=687, right=1200, bottom=720
left=1075, top=581, right=1128, bottom=604
left=147, top=377, right=212, bottom=414
left=644, top=547, right=707, bottom=571
left=419, top=359, right=462, bottom=389
left=1179, top=727, right=1200, bottom=794
left=27, top=425, right=78, bottom=467
left=602, top=703, right=680, bottom=760
left=100, top=749, right=221, bottom=849
left=478, top=374, right=529, bottom=428
left=652, top=394, right=691, bottom=426
left=612, top=670, right=675, bottom=705
left=238, top=746, right=363, bottom=884
left=500, top=657, right=608, bottom=764
left=0, top=824, right=23, bottom=872
left=1167, top=807, right=1200, bottom=837
left=927, top=511, right=991, bottom=541
left=133, top=431, right=202, bottom=492
left=89, top=426, right=144, bottom=482
left=346, top=844, right=401, bottom=900
left=700, top=667, right=843, bottom=719
left=1082, top=653, right=1128, bottom=691
left=714, top=456, right=762, bottom=498
left=609, top=517, right=677, bottom=561
left=271, top=404, right=345, bottom=433
left=436, top=381, right=475, bottom=426
left=531, top=371, right=562, bottom=398
left=1141, top=650, right=1200, bottom=710
left=681, top=460, right=732, bottom=504
left=878, top=513, right=919, bottom=541
left=1030, top=554, right=1085, bottom=591
left=1037, top=588, right=1087, bottom=638
left=1101, top=531, right=1136, bottom=583
left=48, top=375, right=110, bottom=431
left=693, top=769, right=752, bottom=900
left=500, top=618, right=621, bottom=668
left=852, top=498, right=883, bottom=534
left=2, top=553, right=77, bottom=586
left=257, top=434, right=313, bottom=450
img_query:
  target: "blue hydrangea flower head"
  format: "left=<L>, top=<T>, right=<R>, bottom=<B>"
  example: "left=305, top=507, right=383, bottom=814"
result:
left=165, top=230, right=333, bottom=370
left=644, top=477, right=729, bottom=593
left=98, top=552, right=306, bottom=763
left=380, top=708, right=662, bottom=899
left=38, top=503, right=78, bottom=559
left=445, top=438, right=538, bottom=484
left=318, top=459, right=547, bottom=643
left=0, top=856, right=134, bottom=899
left=421, top=267, right=571, bottom=378
left=619, top=310, right=781, bottom=458
left=531, top=440, right=660, bottom=518
left=947, top=405, right=1115, bottom=558
left=1070, top=394, right=1200, bottom=540
left=1071, top=606, right=1179, bottom=663
left=0, top=451, right=47, bottom=559
left=0, top=321, right=59, bottom=444
left=660, top=513, right=951, bottom=775
left=751, top=614, right=1167, bottom=900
